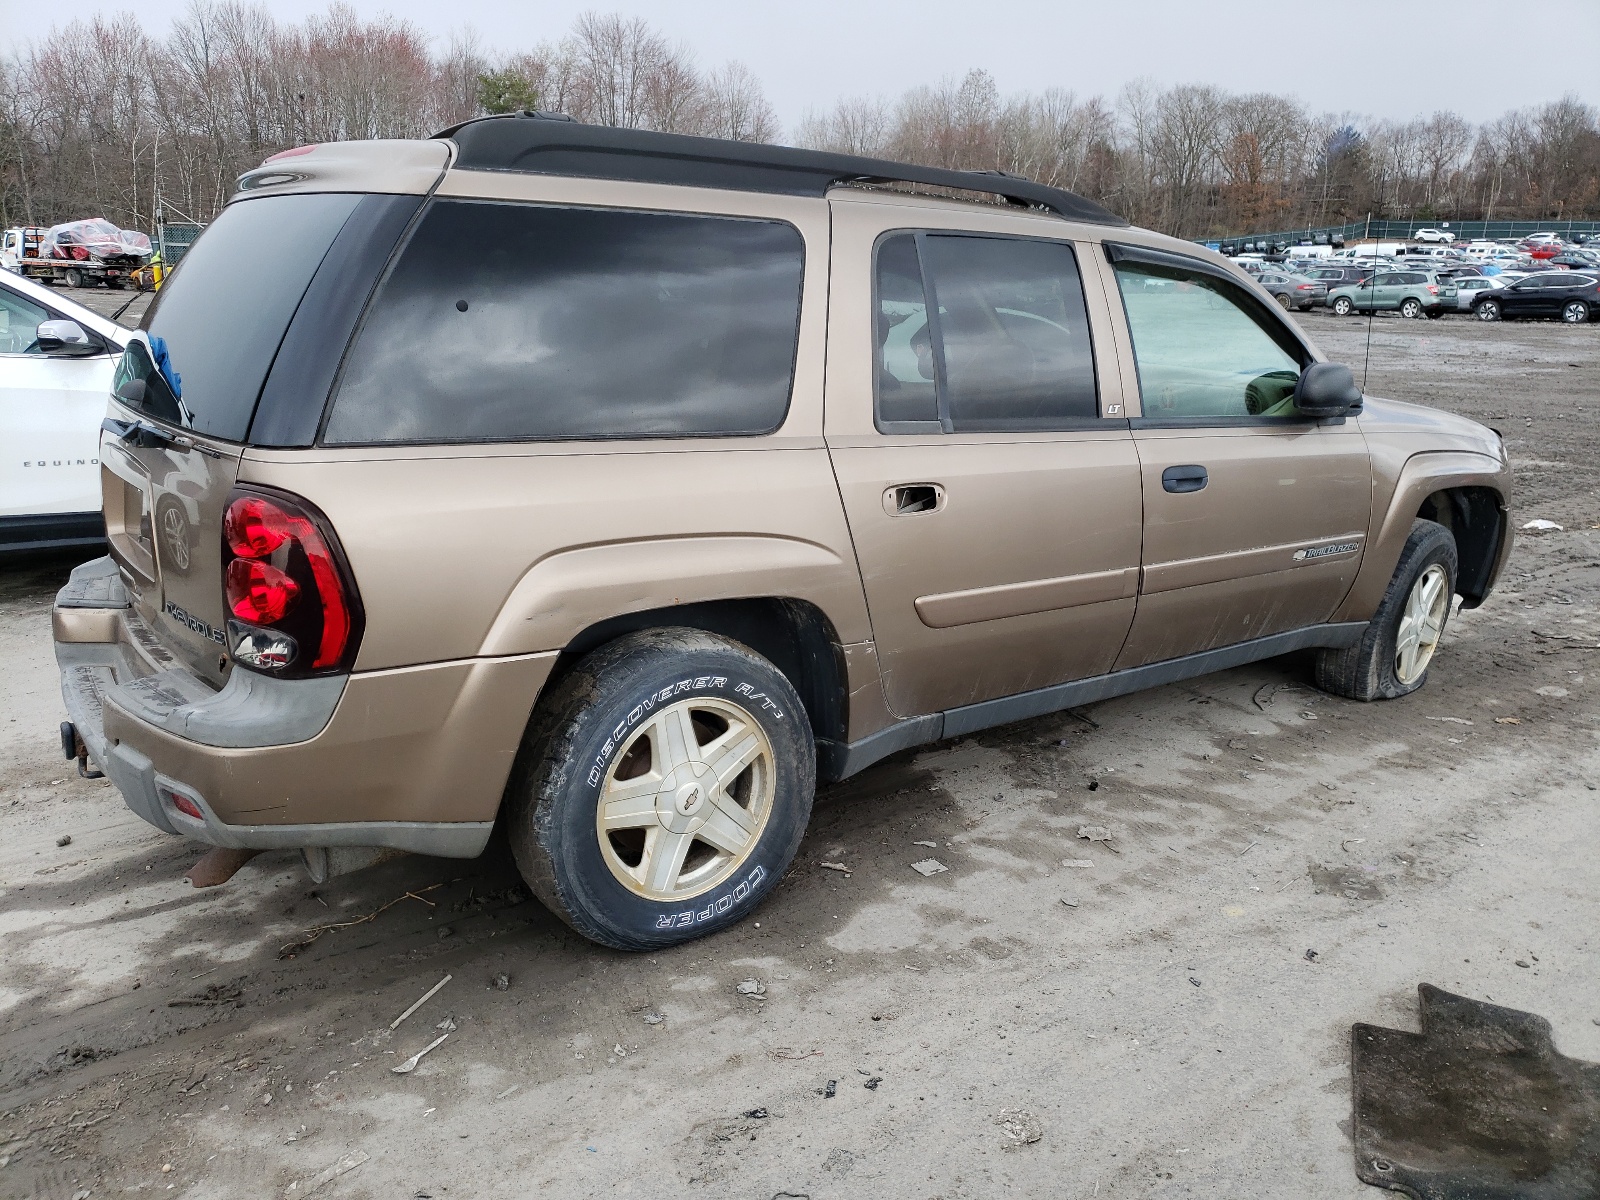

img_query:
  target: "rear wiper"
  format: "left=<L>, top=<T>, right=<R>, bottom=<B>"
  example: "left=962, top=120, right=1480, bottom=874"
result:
left=101, top=417, right=222, bottom=458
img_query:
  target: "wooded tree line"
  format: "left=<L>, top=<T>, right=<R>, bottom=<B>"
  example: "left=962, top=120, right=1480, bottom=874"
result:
left=3, top=5, right=1597, bottom=238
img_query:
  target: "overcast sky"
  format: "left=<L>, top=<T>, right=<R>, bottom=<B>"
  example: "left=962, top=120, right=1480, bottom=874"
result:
left=12, top=0, right=1599, bottom=132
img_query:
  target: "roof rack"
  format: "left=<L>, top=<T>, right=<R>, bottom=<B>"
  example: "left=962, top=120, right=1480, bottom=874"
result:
left=434, top=113, right=1125, bottom=227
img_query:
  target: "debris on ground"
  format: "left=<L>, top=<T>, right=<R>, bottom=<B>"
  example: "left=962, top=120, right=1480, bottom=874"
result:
left=1062, top=858, right=1093, bottom=868
left=435, top=1015, right=458, bottom=1033
left=994, top=1109, right=1043, bottom=1147
left=391, top=974, right=452, bottom=1030
left=863, top=1077, right=882, bottom=1090
left=168, top=982, right=243, bottom=1008
left=768, top=1047, right=822, bottom=1061
left=391, top=1033, right=449, bottom=1075
left=642, top=1011, right=664, bottom=1025
left=55, top=834, right=71, bottom=847
left=822, top=1080, right=837, bottom=1098
left=1521, top=519, right=1563, bottom=533
left=285, top=1149, right=368, bottom=1196
left=819, top=861, right=851, bottom=875
left=1425, top=716, right=1473, bottom=726
left=280, top=883, right=442, bottom=958
left=910, top=859, right=948, bottom=876
left=736, top=979, right=767, bottom=999
left=1494, top=717, right=1523, bottom=725
left=1078, top=825, right=1111, bottom=841
left=493, top=973, right=510, bottom=991
left=1061, top=898, right=1079, bottom=908
left=912, top=840, right=938, bottom=848
left=1305, top=949, right=1319, bottom=962
left=744, top=1107, right=769, bottom=1119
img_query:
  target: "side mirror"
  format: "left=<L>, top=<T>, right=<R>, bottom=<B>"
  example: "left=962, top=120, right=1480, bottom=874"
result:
left=36, top=319, right=98, bottom=356
left=1295, top=362, right=1362, bottom=419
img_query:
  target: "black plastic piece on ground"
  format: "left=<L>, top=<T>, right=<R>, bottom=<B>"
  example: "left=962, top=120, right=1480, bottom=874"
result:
left=436, top=115, right=1126, bottom=226
left=1351, top=984, right=1600, bottom=1198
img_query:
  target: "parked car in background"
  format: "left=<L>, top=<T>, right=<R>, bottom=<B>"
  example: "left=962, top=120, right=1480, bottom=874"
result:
left=1412, top=228, right=1453, bottom=244
left=1453, top=276, right=1504, bottom=312
left=1255, top=270, right=1327, bottom=311
left=1328, top=269, right=1457, bottom=318
left=1, top=270, right=129, bottom=550
left=1301, top=264, right=1377, bottom=297
left=1472, top=273, right=1599, bottom=323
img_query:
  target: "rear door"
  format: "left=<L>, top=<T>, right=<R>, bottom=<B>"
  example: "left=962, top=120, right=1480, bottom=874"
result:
left=101, top=191, right=366, bottom=686
left=825, top=199, right=1142, bottom=718
left=1101, top=244, right=1371, bottom=668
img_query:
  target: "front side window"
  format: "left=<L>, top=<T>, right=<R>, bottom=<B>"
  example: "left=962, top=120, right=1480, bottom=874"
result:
left=1112, top=258, right=1306, bottom=420
left=872, top=232, right=1098, bottom=432
left=324, top=200, right=805, bottom=444
left=0, top=287, right=49, bottom=355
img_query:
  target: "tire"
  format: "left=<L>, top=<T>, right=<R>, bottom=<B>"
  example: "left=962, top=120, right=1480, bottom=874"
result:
left=63, top=268, right=83, bottom=288
left=1274, top=293, right=1292, bottom=311
left=1333, top=297, right=1354, bottom=317
left=1315, top=519, right=1459, bottom=702
left=1562, top=300, right=1590, bottom=324
left=506, top=628, right=815, bottom=951
left=1476, top=299, right=1501, bottom=321
left=1400, top=298, right=1423, bottom=319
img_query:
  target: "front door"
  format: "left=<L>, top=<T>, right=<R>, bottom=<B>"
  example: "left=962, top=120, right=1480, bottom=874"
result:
left=1102, top=246, right=1372, bottom=669
left=825, top=199, right=1143, bottom=718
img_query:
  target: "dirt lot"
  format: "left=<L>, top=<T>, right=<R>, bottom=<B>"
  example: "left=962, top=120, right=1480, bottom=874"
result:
left=2, top=305, right=1598, bottom=1200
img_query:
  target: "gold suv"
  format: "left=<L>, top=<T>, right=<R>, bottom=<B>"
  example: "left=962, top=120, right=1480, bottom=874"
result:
left=53, top=116, right=1512, bottom=949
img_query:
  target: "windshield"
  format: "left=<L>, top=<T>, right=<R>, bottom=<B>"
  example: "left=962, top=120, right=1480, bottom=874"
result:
left=131, top=192, right=361, bottom=440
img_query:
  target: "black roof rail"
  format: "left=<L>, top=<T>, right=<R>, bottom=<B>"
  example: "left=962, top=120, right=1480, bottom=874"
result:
left=433, top=113, right=1126, bottom=227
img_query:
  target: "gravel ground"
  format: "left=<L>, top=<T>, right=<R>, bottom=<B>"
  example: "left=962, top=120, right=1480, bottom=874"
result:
left=1, top=306, right=1597, bottom=1200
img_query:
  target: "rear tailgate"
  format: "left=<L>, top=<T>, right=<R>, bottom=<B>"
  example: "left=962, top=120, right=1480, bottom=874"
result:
left=100, top=413, right=241, bottom=686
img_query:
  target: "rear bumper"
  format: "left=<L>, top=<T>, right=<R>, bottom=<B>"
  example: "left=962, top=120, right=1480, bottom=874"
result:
left=55, top=557, right=556, bottom=857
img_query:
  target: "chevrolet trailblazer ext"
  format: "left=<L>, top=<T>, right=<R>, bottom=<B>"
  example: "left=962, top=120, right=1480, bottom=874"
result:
left=54, top=115, right=1511, bottom=950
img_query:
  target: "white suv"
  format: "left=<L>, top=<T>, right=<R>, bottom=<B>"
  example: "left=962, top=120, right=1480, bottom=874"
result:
left=0, top=271, right=129, bottom=550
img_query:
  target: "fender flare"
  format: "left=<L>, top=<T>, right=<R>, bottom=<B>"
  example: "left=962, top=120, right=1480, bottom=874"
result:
left=476, top=535, right=869, bottom=657
left=1332, top=450, right=1509, bottom=623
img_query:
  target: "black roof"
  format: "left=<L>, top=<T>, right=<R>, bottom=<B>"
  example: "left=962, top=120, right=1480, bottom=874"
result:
left=435, top=113, right=1125, bottom=226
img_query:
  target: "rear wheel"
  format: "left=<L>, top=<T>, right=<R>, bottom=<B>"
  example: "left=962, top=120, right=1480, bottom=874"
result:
left=1315, top=520, right=1458, bottom=702
left=63, top=268, right=83, bottom=288
left=1274, top=293, right=1292, bottom=311
left=506, top=628, right=814, bottom=950
left=1400, top=298, right=1423, bottom=319
left=1562, top=300, right=1590, bottom=324
left=1333, top=297, right=1354, bottom=317
left=1476, top=299, right=1502, bottom=321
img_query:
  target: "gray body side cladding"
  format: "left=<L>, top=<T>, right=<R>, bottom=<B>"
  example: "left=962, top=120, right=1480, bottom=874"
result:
left=820, top=621, right=1368, bottom=781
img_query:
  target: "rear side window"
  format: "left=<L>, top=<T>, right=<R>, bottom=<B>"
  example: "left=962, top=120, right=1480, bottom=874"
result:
left=137, top=193, right=362, bottom=440
left=323, top=200, right=805, bottom=444
left=872, top=232, right=1098, bottom=433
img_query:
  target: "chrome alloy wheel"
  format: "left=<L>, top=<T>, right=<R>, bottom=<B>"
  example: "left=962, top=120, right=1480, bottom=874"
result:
left=595, top=696, right=775, bottom=900
left=1395, top=563, right=1449, bottom=685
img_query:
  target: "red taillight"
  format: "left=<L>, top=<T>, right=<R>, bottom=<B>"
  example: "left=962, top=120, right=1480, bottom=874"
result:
left=1297, top=284, right=1314, bottom=290
left=226, top=558, right=300, bottom=623
left=1427, top=285, right=1439, bottom=295
left=221, top=489, right=362, bottom=675
left=224, top=496, right=290, bottom=558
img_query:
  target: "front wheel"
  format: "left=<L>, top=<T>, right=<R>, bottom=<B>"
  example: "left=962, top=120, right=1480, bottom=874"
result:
left=1400, top=298, right=1423, bottom=319
left=63, top=268, right=83, bottom=288
left=1562, top=300, right=1590, bottom=324
left=1333, top=297, right=1354, bottom=317
left=1476, top=299, right=1502, bottom=321
left=1315, top=519, right=1458, bottom=702
left=506, top=628, right=815, bottom=950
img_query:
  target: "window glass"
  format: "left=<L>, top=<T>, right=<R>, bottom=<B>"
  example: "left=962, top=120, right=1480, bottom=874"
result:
left=923, top=235, right=1097, bottom=430
left=324, top=200, right=804, bottom=444
left=0, top=286, right=49, bottom=355
left=1113, top=259, right=1305, bottom=419
left=139, top=192, right=361, bottom=439
left=874, top=234, right=938, bottom=425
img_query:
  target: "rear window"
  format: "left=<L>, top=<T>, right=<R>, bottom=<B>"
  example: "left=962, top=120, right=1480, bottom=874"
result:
left=135, top=193, right=362, bottom=440
left=322, top=200, right=805, bottom=445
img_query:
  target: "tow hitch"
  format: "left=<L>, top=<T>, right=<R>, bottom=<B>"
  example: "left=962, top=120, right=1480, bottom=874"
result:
left=59, top=720, right=105, bottom=780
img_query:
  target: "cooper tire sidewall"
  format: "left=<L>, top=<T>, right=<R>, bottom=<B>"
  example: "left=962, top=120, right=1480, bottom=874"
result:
left=1371, top=524, right=1459, bottom=698
left=518, top=635, right=814, bottom=950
